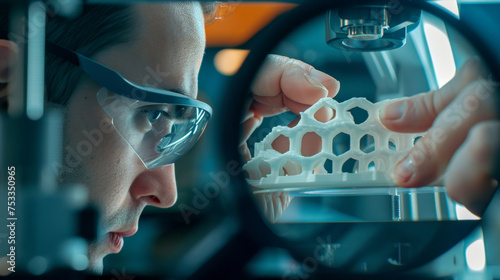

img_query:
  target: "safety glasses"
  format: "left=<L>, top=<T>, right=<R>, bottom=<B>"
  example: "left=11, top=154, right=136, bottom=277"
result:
left=46, top=41, right=212, bottom=169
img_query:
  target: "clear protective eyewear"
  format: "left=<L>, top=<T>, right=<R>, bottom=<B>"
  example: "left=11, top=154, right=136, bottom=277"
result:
left=46, top=41, right=212, bottom=169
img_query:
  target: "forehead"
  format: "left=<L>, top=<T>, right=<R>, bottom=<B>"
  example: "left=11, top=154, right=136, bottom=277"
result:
left=93, top=3, right=206, bottom=100
left=137, top=3, right=206, bottom=95
left=135, top=3, right=205, bottom=49
left=134, top=3, right=206, bottom=71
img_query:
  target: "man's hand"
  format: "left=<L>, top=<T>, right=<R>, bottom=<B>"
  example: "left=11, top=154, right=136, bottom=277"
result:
left=241, top=55, right=339, bottom=149
left=242, top=55, right=340, bottom=222
left=380, top=58, right=499, bottom=215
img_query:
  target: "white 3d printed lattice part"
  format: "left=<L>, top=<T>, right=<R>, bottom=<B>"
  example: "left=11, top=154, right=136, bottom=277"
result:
left=243, top=97, right=423, bottom=190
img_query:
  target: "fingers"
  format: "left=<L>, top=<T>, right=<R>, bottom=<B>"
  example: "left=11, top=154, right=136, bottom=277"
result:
left=245, top=55, right=339, bottom=158
left=253, top=191, right=292, bottom=223
left=249, top=99, right=287, bottom=119
left=240, top=110, right=263, bottom=145
left=251, top=54, right=340, bottom=117
left=392, top=79, right=498, bottom=188
left=446, top=121, right=500, bottom=216
left=380, top=58, right=487, bottom=133
left=239, top=142, right=252, bottom=163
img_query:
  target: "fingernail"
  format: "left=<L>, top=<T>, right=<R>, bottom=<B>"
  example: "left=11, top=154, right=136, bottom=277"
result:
left=393, top=155, right=415, bottom=184
left=304, top=72, right=328, bottom=93
left=310, top=68, right=340, bottom=93
left=380, top=100, right=406, bottom=121
left=309, top=68, right=333, bottom=82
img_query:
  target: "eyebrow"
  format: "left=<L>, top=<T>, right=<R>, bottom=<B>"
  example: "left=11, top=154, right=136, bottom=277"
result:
left=47, top=40, right=211, bottom=115
left=46, top=41, right=190, bottom=96
left=169, top=88, right=190, bottom=97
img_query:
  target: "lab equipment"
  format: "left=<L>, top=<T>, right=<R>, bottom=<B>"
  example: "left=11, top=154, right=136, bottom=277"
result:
left=326, top=4, right=421, bottom=52
left=0, top=1, right=96, bottom=276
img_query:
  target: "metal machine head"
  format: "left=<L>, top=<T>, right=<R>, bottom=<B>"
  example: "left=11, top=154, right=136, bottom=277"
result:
left=326, top=5, right=421, bottom=52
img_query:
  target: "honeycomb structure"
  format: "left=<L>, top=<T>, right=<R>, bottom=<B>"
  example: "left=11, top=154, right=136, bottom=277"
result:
left=243, top=97, right=423, bottom=189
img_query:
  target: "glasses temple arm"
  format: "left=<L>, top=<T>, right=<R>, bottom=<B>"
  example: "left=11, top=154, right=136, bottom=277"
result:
left=45, top=40, right=80, bottom=66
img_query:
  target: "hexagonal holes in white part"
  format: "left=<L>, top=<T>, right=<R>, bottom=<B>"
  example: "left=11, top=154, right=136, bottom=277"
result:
left=312, top=159, right=327, bottom=174
left=347, top=106, right=369, bottom=124
left=323, top=158, right=337, bottom=174
left=332, top=132, right=350, bottom=156
left=301, top=132, right=322, bottom=157
left=258, top=161, right=272, bottom=178
left=313, top=105, right=336, bottom=123
left=358, top=160, right=382, bottom=172
left=342, top=158, right=359, bottom=173
left=271, top=135, right=290, bottom=154
left=368, top=161, right=376, bottom=171
left=360, top=134, right=375, bottom=153
left=281, top=160, right=302, bottom=176
left=388, top=138, right=397, bottom=151
left=243, top=97, right=425, bottom=189
left=413, top=136, right=423, bottom=145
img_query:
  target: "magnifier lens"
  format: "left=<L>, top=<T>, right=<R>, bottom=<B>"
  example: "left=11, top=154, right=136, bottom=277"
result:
left=238, top=5, right=487, bottom=275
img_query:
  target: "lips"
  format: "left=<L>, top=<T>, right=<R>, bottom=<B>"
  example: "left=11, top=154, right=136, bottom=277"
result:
left=120, top=227, right=138, bottom=237
left=108, top=232, right=124, bottom=253
left=108, top=227, right=138, bottom=253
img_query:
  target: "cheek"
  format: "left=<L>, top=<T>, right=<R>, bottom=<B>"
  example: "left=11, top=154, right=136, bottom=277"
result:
left=84, top=130, right=137, bottom=205
left=63, top=88, right=145, bottom=215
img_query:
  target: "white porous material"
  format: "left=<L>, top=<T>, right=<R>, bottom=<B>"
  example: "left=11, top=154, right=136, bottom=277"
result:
left=243, top=97, right=423, bottom=189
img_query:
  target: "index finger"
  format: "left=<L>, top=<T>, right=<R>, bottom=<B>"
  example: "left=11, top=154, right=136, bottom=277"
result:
left=379, top=58, right=487, bottom=133
left=391, top=79, right=498, bottom=188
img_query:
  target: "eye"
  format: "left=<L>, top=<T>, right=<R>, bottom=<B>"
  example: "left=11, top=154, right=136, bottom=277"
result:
left=134, top=108, right=169, bottom=133
left=175, top=106, right=187, bottom=118
left=145, top=110, right=165, bottom=123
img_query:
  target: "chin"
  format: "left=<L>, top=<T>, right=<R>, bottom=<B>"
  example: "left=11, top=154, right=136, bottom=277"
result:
left=86, top=257, right=104, bottom=275
left=86, top=242, right=106, bottom=275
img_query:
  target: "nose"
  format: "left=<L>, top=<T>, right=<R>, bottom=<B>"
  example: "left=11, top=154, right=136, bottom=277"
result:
left=129, top=164, right=177, bottom=208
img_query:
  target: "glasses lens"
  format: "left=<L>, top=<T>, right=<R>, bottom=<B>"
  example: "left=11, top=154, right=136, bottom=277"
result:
left=96, top=88, right=210, bottom=169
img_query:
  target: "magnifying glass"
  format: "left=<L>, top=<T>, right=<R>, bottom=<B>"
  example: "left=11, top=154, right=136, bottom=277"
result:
left=221, top=0, right=500, bottom=277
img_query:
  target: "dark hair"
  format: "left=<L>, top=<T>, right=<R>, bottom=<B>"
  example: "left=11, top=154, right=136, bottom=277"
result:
left=0, top=4, right=136, bottom=106
left=1, top=2, right=219, bottom=107
left=46, top=5, right=137, bottom=105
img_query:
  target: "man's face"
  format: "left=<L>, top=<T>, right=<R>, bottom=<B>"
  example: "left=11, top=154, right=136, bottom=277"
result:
left=60, top=3, right=206, bottom=273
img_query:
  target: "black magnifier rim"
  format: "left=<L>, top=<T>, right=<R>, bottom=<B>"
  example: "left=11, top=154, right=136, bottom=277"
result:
left=221, top=0, right=500, bottom=276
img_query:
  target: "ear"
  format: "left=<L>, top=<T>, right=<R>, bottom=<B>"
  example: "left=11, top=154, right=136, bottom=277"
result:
left=0, top=39, right=18, bottom=110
